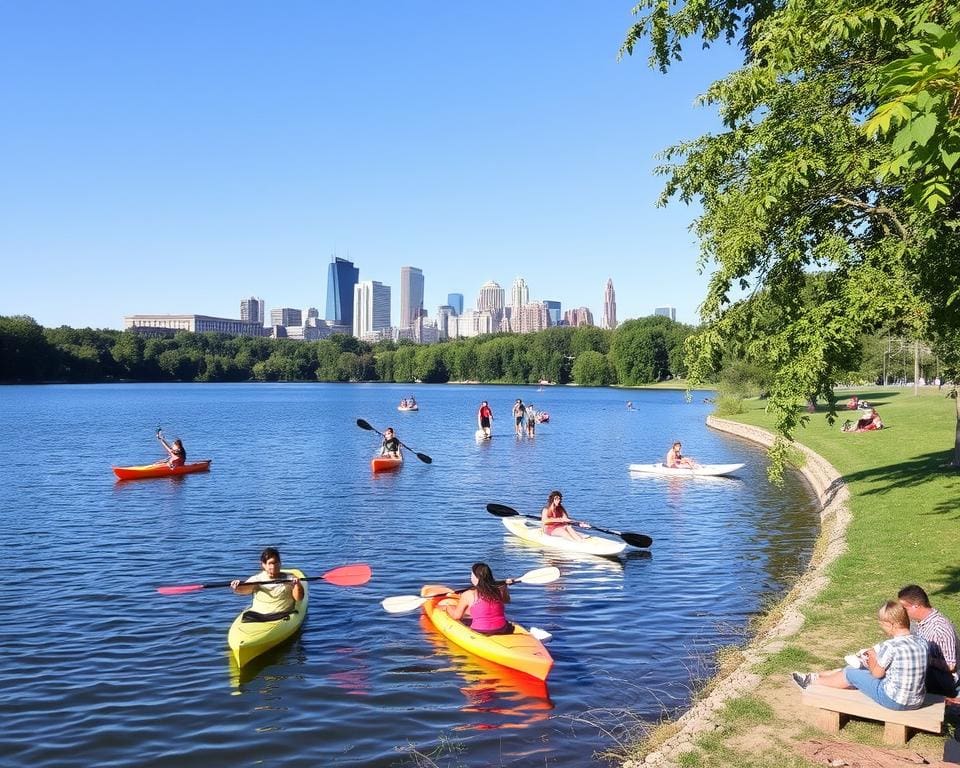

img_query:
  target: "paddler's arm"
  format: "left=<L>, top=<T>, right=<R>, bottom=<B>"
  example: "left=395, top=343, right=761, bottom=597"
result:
left=447, top=590, right=473, bottom=620
left=290, top=576, right=304, bottom=601
left=230, top=578, right=258, bottom=595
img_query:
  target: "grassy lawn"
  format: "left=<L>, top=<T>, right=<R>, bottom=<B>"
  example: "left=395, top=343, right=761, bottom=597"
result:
left=630, top=387, right=960, bottom=766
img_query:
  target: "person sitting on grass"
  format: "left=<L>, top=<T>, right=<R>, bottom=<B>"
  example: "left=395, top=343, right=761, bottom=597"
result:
left=791, top=600, right=928, bottom=711
left=842, top=408, right=884, bottom=432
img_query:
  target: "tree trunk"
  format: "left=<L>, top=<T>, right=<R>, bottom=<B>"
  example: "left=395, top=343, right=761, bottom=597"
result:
left=955, top=394, right=960, bottom=467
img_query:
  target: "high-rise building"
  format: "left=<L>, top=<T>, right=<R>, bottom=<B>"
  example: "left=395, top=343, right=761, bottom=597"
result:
left=602, top=278, right=617, bottom=330
left=270, top=308, right=302, bottom=327
left=510, top=277, right=529, bottom=308
left=436, top=305, right=455, bottom=340
left=515, top=302, right=550, bottom=334
left=447, top=293, right=464, bottom=316
left=564, top=307, right=594, bottom=327
left=655, top=306, right=677, bottom=321
left=544, top=301, right=561, bottom=326
left=325, top=257, right=359, bottom=326
left=400, top=266, right=425, bottom=329
left=476, top=281, right=504, bottom=313
left=353, top=281, right=391, bottom=338
left=240, top=297, right=265, bottom=326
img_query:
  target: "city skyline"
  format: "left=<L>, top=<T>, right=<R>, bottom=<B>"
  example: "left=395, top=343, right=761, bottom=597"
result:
left=128, top=269, right=671, bottom=337
left=1, top=3, right=738, bottom=331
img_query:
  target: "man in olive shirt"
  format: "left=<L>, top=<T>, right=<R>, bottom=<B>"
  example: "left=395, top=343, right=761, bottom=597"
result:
left=231, top=547, right=304, bottom=620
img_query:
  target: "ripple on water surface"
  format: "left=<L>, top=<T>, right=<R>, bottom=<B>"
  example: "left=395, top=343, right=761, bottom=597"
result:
left=0, top=384, right=819, bottom=766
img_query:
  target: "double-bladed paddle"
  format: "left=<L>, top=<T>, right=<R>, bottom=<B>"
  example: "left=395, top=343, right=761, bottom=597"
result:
left=487, top=503, right=653, bottom=549
left=157, top=563, right=372, bottom=595
left=356, top=418, right=432, bottom=464
left=380, top=565, right=561, bottom=614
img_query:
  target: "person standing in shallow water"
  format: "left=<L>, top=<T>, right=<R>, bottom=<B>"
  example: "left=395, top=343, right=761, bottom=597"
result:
left=512, top=399, right=526, bottom=437
left=526, top=402, right=537, bottom=437
left=477, top=400, right=493, bottom=438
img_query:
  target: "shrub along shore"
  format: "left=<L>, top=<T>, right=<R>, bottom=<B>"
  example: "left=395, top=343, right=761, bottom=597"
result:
left=626, top=388, right=960, bottom=767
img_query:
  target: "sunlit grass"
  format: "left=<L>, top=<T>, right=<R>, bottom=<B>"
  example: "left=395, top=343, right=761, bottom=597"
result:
left=626, top=388, right=960, bottom=766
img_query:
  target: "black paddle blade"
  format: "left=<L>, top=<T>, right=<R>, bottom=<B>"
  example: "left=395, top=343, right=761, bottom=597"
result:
left=621, top=532, right=653, bottom=548
left=356, top=419, right=374, bottom=431
left=486, top=503, right=519, bottom=517
left=415, top=452, right=433, bottom=464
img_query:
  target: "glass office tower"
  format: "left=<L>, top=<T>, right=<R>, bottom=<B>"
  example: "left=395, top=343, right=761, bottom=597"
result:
left=325, top=257, right=360, bottom=326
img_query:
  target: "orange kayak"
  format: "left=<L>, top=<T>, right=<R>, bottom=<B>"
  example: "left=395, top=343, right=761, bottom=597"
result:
left=420, top=586, right=553, bottom=681
left=371, top=455, right=402, bottom=473
left=112, top=460, right=212, bottom=480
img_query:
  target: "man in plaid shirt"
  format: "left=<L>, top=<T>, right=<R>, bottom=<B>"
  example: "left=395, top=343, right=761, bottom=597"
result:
left=792, top=600, right=928, bottom=710
left=899, top=584, right=960, bottom=696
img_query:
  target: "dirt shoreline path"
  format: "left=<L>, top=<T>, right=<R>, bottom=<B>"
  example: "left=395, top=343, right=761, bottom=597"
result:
left=625, top=416, right=852, bottom=767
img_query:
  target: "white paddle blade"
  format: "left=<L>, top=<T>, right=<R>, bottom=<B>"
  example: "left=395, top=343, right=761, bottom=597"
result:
left=517, top=566, right=561, bottom=585
left=381, top=595, right=427, bottom=614
left=529, top=626, right=553, bottom=641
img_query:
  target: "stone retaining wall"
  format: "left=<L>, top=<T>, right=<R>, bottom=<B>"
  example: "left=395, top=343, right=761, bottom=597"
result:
left=626, top=416, right=851, bottom=766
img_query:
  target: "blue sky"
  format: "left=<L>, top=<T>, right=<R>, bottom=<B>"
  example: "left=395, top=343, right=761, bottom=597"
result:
left=0, top=2, right=740, bottom=330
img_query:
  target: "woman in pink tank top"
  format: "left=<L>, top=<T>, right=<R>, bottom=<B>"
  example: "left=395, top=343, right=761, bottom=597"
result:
left=444, top=562, right=514, bottom=635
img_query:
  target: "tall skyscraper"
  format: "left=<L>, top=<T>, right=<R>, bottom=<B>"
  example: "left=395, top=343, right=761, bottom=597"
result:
left=510, top=277, right=529, bottom=308
left=447, top=293, right=464, bottom=316
left=436, top=305, right=455, bottom=339
left=325, top=257, right=359, bottom=326
left=602, top=278, right=617, bottom=330
left=240, top=296, right=265, bottom=326
left=655, top=306, right=677, bottom=321
left=353, top=281, right=391, bottom=337
left=400, top=266, right=425, bottom=329
left=476, top=281, right=504, bottom=313
left=544, top=300, right=561, bottom=326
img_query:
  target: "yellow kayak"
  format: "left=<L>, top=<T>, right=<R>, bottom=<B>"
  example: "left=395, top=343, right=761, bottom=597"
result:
left=420, top=585, right=553, bottom=681
left=227, top=568, right=308, bottom=667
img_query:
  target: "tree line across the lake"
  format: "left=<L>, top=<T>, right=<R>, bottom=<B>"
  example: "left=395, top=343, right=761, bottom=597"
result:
left=0, top=314, right=694, bottom=386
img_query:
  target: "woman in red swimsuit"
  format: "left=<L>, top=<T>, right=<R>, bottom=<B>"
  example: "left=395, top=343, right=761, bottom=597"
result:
left=541, top=490, right=590, bottom=541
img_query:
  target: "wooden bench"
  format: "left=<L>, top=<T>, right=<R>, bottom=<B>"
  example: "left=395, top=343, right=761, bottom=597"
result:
left=800, top=684, right=945, bottom=744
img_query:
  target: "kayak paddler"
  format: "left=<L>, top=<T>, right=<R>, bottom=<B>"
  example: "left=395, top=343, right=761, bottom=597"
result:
left=230, top=547, right=304, bottom=622
left=665, top=441, right=698, bottom=468
left=442, top=562, right=515, bottom=635
left=380, top=427, right=402, bottom=460
left=541, top=490, right=590, bottom=541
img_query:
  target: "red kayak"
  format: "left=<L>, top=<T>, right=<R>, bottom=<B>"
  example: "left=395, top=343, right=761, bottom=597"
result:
left=371, top=455, right=402, bottom=473
left=112, top=460, right=212, bottom=481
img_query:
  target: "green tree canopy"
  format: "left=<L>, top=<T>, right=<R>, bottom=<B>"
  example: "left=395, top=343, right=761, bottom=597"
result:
left=622, top=0, right=960, bottom=462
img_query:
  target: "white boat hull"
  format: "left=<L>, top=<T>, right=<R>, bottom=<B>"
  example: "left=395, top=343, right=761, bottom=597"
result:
left=502, top=517, right=626, bottom=556
left=628, top=462, right=744, bottom=477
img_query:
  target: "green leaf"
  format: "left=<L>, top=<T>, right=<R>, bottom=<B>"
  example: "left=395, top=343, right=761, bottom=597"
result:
left=907, top=112, right=939, bottom=146
left=941, top=148, right=960, bottom=171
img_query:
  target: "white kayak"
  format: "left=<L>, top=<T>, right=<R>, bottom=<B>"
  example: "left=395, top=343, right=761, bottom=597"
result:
left=628, top=462, right=744, bottom=477
left=502, top=517, right=626, bottom=557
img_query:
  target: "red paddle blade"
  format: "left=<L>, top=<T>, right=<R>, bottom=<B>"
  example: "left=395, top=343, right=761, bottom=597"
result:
left=156, top=584, right=205, bottom=595
left=321, top=563, right=371, bottom=586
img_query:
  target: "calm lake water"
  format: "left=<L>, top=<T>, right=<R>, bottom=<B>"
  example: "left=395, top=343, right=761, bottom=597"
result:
left=0, top=383, right=818, bottom=767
